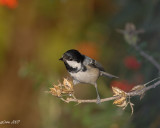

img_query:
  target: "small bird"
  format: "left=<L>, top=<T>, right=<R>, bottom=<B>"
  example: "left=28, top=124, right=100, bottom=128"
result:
left=59, top=49, right=118, bottom=104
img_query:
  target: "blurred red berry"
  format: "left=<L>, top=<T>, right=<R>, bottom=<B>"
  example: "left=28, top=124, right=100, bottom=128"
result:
left=124, top=56, right=141, bottom=70
left=111, top=80, right=134, bottom=92
left=76, top=42, right=99, bottom=60
left=0, top=0, right=18, bottom=9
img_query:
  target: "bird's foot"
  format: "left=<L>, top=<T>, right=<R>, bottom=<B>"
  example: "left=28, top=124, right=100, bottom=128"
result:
left=96, top=96, right=101, bottom=104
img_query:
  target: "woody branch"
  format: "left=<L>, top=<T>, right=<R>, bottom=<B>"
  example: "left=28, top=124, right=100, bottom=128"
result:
left=61, top=80, right=160, bottom=104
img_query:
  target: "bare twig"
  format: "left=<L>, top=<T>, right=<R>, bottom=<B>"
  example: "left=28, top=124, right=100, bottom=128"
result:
left=128, top=79, right=160, bottom=96
left=50, top=76, right=160, bottom=115
left=65, top=96, right=119, bottom=103
left=49, top=77, right=160, bottom=115
left=132, top=44, right=160, bottom=72
left=62, top=80, right=160, bottom=104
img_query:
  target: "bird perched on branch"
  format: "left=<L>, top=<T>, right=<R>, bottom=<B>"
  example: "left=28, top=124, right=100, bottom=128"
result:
left=59, top=49, right=118, bottom=104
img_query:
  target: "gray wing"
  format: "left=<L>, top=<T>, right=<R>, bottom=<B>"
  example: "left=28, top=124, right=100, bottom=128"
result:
left=83, top=56, right=105, bottom=71
left=83, top=56, right=118, bottom=78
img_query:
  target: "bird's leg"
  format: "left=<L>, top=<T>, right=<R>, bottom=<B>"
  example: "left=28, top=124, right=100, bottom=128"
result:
left=73, top=80, right=79, bottom=85
left=94, top=83, right=101, bottom=104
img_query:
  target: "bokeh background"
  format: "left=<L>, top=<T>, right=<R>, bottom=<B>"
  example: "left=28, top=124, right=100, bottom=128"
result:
left=0, top=0, right=160, bottom=128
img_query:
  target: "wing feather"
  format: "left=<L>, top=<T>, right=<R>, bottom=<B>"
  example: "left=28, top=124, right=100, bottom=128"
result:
left=83, top=56, right=118, bottom=78
left=83, top=56, right=105, bottom=71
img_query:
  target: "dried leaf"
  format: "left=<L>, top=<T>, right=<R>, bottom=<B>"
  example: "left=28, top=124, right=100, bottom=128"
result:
left=130, top=85, right=145, bottom=91
left=63, top=78, right=73, bottom=91
left=130, top=85, right=145, bottom=99
left=112, top=87, right=125, bottom=96
left=49, top=78, right=75, bottom=98
left=50, top=86, right=62, bottom=97
left=117, top=100, right=127, bottom=108
left=57, top=81, right=62, bottom=87
left=113, top=96, right=126, bottom=105
left=50, top=88, right=57, bottom=95
left=54, top=85, right=61, bottom=90
left=112, top=86, right=128, bottom=109
left=129, top=102, right=134, bottom=116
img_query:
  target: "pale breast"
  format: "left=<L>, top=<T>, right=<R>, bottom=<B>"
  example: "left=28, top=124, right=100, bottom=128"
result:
left=70, top=66, right=100, bottom=85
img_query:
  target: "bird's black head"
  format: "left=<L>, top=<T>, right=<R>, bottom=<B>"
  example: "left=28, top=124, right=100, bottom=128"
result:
left=59, top=49, right=84, bottom=63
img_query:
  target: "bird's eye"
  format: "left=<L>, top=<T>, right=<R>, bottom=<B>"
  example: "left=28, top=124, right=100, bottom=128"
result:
left=69, top=58, right=73, bottom=61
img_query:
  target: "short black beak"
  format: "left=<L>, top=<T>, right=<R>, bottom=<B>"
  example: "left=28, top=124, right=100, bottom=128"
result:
left=59, top=57, right=63, bottom=61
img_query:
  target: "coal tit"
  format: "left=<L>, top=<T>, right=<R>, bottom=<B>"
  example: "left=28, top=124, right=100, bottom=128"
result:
left=59, top=49, right=118, bottom=104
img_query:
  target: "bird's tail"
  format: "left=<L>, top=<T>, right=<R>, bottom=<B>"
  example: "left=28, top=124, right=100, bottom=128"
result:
left=100, top=71, right=119, bottom=78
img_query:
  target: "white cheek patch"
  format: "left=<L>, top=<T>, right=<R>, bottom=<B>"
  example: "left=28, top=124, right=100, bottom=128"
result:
left=66, top=60, right=81, bottom=70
